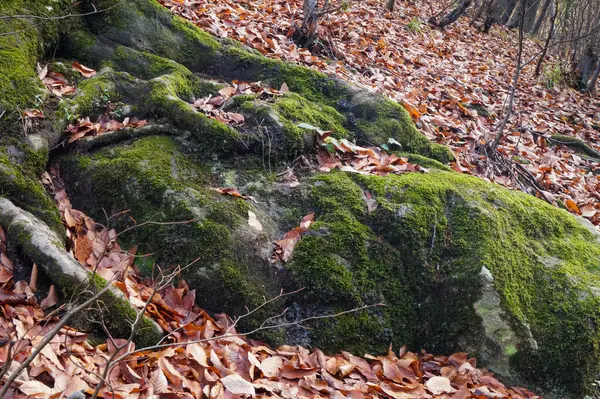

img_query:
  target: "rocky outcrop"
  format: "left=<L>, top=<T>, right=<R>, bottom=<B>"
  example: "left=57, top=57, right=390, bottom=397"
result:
left=2, top=0, right=600, bottom=396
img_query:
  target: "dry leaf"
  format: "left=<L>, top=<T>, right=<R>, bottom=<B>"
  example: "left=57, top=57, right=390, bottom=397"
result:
left=221, top=373, right=256, bottom=396
left=40, top=285, right=58, bottom=310
left=425, top=376, right=457, bottom=395
left=72, top=62, right=97, bottom=78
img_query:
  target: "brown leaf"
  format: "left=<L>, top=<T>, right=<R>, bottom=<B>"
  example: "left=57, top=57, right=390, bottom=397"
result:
left=565, top=199, right=581, bottom=215
left=72, top=62, right=97, bottom=78
left=40, top=285, right=58, bottom=310
left=23, top=109, right=45, bottom=119
left=0, top=289, right=30, bottom=305
left=220, top=373, right=255, bottom=396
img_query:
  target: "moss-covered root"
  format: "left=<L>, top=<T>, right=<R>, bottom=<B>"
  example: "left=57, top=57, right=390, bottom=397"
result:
left=0, top=198, right=162, bottom=347
left=61, top=63, right=239, bottom=154
left=63, top=0, right=448, bottom=161
left=142, top=73, right=240, bottom=152
left=0, top=144, right=63, bottom=234
left=550, top=134, right=600, bottom=160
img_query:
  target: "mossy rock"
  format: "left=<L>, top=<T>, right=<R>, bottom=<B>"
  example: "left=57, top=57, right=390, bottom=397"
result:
left=4, top=0, right=600, bottom=396
left=56, top=136, right=282, bottom=323
left=56, top=132, right=600, bottom=396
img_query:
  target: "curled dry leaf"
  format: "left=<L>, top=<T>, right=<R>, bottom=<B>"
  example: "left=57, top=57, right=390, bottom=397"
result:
left=40, top=284, right=58, bottom=310
left=212, top=187, right=256, bottom=202
left=71, top=62, right=97, bottom=78
left=273, top=213, right=314, bottom=262
left=565, top=199, right=581, bottom=215
left=23, top=109, right=44, bottom=119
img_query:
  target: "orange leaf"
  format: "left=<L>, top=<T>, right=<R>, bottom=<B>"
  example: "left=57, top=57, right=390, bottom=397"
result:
left=72, top=62, right=97, bottom=78
left=565, top=199, right=581, bottom=215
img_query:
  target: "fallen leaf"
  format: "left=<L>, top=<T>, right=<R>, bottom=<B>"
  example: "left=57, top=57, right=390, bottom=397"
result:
left=23, top=109, right=45, bottom=119
left=425, top=376, right=456, bottom=395
left=565, top=199, right=581, bottom=215
left=72, top=62, right=97, bottom=78
left=40, top=285, right=58, bottom=310
left=221, top=373, right=256, bottom=396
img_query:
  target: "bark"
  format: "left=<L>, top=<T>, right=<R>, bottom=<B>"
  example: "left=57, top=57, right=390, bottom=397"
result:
left=437, top=0, right=473, bottom=28
left=589, top=60, right=600, bottom=93
left=530, top=0, right=552, bottom=36
left=506, top=0, right=535, bottom=29
left=482, top=0, right=515, bottom=31
left=575, top=47, right=599, bottom=91
left=499, top=0, right=517, bottom=24
left=386, top=0, right=396, bottom=12
left=470, top=0, right=493, bottom=26
left=534, top=0, right=557, bottom=76
left=294, top=0, right=320, bottom=48
left=522, top=0, right=540, bottom=32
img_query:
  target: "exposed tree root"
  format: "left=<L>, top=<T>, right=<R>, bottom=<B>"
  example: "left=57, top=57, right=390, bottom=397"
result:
left=0, top=198, right=163, bottom=346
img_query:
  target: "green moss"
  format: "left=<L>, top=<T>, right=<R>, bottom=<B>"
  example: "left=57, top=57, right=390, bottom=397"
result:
left=283, top=171, right=415, bottom=354
left=354, top=170, right=600, bottom=394
left=232, top=94, right=258, bottom=107
left=274, top=92, right=348, bottom=136
left=353, top=100, right=452, bottom=163
left=109, top=45, right=220, bottom=100
left=56, top=135, right=279, bottom=332
left=87, top=272, right=160, bottom=346
left=396, top=152, right=451, bottom=171
left=266, top=168, right=600, bottom=394
left=0, top=147, right=62, bottom=234
left=143, top=73, right=239, bottom=151
left=80, top=0, right=220, bottom=71
left=68, top=73, right=117, bottom=118
left=220, top=46, right=341, bottom=104
left=550, top=134, right=600, bottom=159
left=170, top=14, right=220, bottom=66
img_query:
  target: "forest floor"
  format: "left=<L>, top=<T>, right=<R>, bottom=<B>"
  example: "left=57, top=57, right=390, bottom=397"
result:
left=161, top=0, right=600, bottom=226
left=4, top=1, right=599, bottom=398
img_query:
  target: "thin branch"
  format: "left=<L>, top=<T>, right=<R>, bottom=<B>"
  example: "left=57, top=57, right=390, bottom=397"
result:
left=491, top=4, right=526, bottom=148
left=108, top=302, right=385, bottom=368
left=0, top=279, right=115, bottom=397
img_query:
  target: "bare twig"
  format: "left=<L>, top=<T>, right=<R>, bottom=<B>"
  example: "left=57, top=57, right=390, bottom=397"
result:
left=0, top=279, right=115, bottom=397
left=491, top=4, right=526, bottom=148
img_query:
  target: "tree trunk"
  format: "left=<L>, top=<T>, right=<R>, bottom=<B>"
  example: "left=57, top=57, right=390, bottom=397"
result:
left=530, top=0, right=552, bottom=36
left=437, top=0, right=473, bottom=28
left=499, top=0, right=517, bottom=23
left=522, top=0, right=540, bottom=32
left=293, top=0, right=320, bottom=48
left=470, top=0, right=493, bottom=26
left=534, top=0, right=558, bottom=76
left=575, top=47, right=599, bottom=91
left=589, top=61, right=600, bottom=93
left=386, top=0, right=396, bottom=12
left=506, top=0, right=528, bottom=28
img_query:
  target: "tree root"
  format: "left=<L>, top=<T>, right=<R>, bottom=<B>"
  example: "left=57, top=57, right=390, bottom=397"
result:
left=0, top=198, right=163, bottom=346
left=70, top=123, right=180, bottom=152
left=549, top=134, right=600, bottom=161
